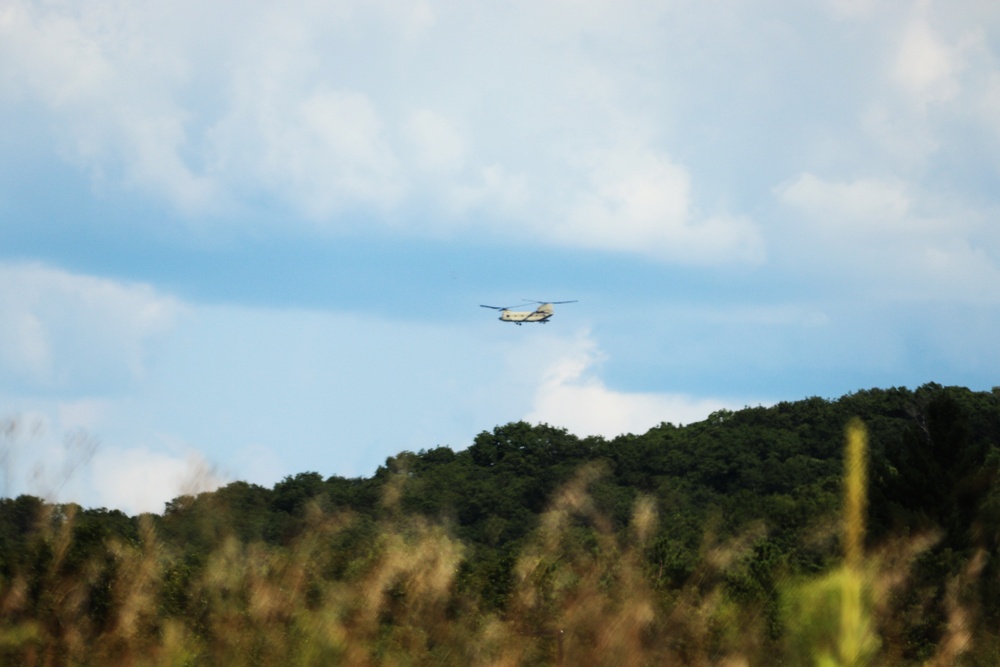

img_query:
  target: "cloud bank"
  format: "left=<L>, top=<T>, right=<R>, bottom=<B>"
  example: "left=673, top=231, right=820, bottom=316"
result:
left=0, top=263, right=183, bottom=391
left=0, top=0, right=769, bottom=263
left=526, top=333, right=749, bottom=437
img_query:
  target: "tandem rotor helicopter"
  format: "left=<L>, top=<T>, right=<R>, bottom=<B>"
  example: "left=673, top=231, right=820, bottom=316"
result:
left=480, top=300, right=578, bottom=325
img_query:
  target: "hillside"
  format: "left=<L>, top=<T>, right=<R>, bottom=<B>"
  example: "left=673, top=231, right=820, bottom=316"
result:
left=2, top=382, right=999, bottom=664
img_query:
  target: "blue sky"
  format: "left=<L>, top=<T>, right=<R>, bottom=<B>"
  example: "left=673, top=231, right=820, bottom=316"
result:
left=2, top=0, right=999, bottom=513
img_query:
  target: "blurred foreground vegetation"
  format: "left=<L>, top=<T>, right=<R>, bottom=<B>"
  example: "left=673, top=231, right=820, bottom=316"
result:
left=2, top=383, right=1000, bottom=665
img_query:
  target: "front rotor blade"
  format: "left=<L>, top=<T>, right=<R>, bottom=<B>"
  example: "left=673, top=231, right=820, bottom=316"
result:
left=523, top=299, right=578, bottom=305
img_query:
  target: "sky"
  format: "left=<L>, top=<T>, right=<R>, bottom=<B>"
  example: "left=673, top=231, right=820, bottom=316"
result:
left=2, top=0, right=999, bottom=514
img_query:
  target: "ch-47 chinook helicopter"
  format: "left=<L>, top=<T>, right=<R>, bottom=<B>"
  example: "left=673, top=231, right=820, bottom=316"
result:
left=480, top=300, right=577, bottom=325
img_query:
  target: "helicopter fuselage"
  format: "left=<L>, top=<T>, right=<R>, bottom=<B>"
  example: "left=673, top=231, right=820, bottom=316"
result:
left=481, top=301, right=573, bottom=324
left=498, top=309, right=552, bottom=324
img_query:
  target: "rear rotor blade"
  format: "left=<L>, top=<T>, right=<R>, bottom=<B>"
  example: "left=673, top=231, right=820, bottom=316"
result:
left=483, top=302, right=535, bottom=310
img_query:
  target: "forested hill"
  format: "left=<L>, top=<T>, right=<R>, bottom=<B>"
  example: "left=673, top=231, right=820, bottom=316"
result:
left=2, top=382, right=1000, bottom=664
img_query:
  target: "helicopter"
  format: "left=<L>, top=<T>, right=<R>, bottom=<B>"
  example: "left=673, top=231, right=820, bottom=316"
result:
left=480, top=300, right=577, bottom=325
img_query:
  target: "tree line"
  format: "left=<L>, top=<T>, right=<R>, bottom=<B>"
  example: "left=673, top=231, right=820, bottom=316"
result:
left=1, top=382, right=999, bottom=664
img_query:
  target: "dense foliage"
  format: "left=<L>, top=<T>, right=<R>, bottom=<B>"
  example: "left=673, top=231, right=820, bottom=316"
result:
left=2, top=382, right=999, bottom=664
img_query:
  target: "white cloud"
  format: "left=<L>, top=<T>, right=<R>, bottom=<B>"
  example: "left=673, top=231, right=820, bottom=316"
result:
left=4, top=0, right=999, bottom=272
left=404, top=108, right=466, bottom=171
left=525, top=332, right=747, bottom=437
left=0, top=0, right=436, bottom=218
left=0, top=0, right=221, bottom=211
left=0, top=1, right=111, bottom=106
left=91, top=445, right=225, bottom=515
left=556, top=147, right=765, bottom=264
left=0, top=410, right=99, bottom=504
left=825, top=0, right=876, bottom=20
left=982, top=72, right=1000, bottom=139
left=118, top=109, right=220, bottom=212
left=445, top=164, right=530, bottom=218
left=0, top=0, right=764, bottom=263
left=1, top=398, right=227, bottom=515
left=863, top=2, right=998, bottom=169
left=0, top=263, right=183, bottom=390
left=56, top=399, right=111, bottom=434
left=289, top=88, right=404, bottom=217
left=860, top=102, right=940, bottom=167
left=894, top=7, right=962, bottom=107
left=776, top=172, right=912, bottom=234
left=774, top=172, right=1000, bottom=302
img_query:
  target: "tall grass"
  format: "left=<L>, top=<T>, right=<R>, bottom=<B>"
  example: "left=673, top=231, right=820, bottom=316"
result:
left=0, top=418, right=989, bottom=665
left=783, top=419, right=877, bottom=667
left=0, top=469, right=759, bottom=665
